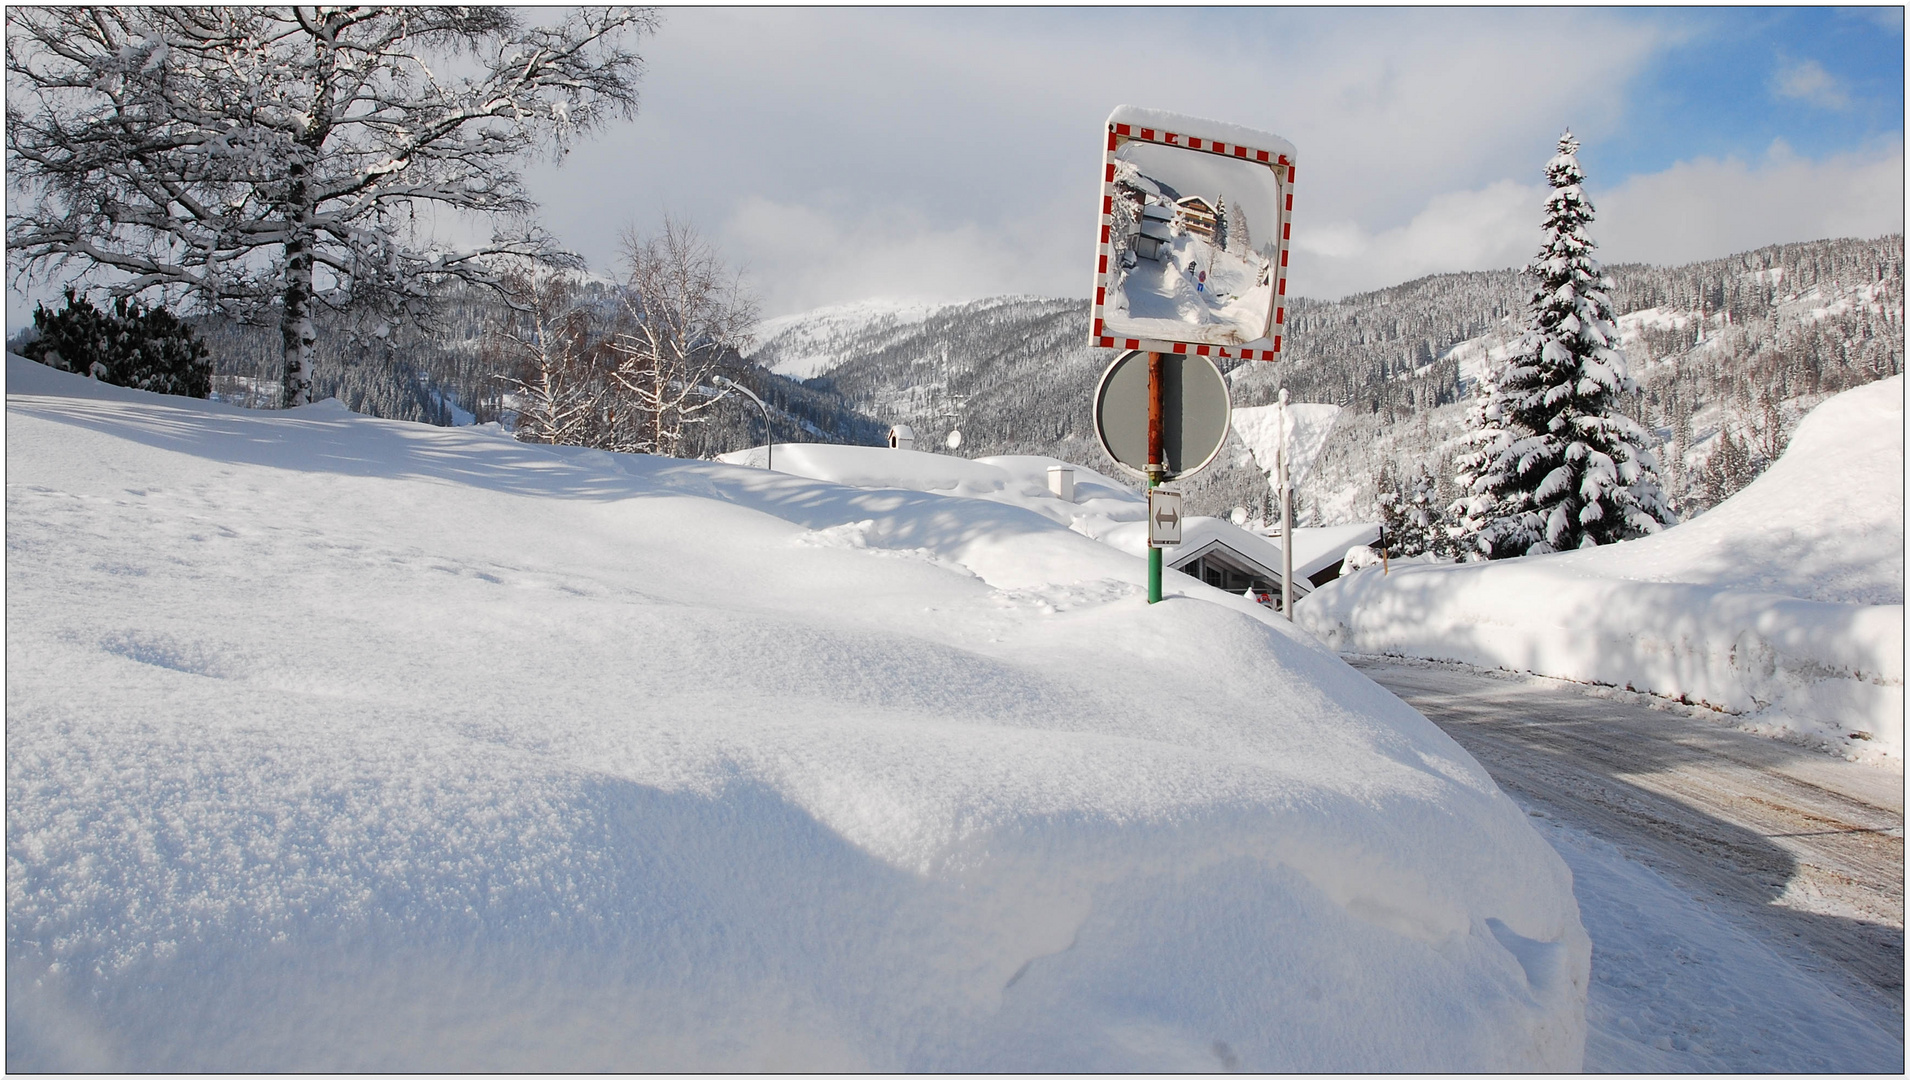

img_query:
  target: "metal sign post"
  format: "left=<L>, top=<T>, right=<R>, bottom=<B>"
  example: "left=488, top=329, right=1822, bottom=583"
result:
left=712, top=375, right=773, bottom=471
left=1147, top=351, right=1164, bottom=601
left=1087, top=105, right=1300, bottom=607
left=1093, top=348, right=1230, bottom=604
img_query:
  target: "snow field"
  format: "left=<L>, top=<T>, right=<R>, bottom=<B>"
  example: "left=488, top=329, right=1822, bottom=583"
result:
left=1302, top=376, right=1905, bottom=763
left=8, top=355, right=1588, bottom=1069
left=714, top=443, right=1374, bottom=586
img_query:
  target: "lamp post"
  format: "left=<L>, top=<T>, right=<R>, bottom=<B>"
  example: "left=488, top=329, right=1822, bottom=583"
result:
left=1278, top=388, right=1293, bottom=621
left=712, top=375, right=772, bottom=472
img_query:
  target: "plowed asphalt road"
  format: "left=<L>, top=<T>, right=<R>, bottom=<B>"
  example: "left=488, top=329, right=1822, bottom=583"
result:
left=1347, top=655, right=1904, bottom=1006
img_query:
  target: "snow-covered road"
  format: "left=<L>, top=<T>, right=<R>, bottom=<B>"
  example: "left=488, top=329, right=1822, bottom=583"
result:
left=1349, top=656, right=1904, bottom=1072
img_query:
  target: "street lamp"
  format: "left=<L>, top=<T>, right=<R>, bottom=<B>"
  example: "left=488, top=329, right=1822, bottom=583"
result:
left=712, top=374, right=773, bottom=472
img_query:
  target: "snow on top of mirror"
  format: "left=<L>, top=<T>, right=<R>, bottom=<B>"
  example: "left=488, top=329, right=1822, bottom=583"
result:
left=1106, top=106, right=1297, bottom=165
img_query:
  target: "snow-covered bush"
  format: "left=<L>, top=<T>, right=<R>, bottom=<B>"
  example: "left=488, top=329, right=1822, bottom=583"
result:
left=1339, top=544, right=1382, bottom=575
left=20, top=290, right=210, bottom=398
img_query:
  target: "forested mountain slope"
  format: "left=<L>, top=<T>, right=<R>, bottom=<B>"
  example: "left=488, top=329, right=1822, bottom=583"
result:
left=751, top=234, right=1903, bottom=526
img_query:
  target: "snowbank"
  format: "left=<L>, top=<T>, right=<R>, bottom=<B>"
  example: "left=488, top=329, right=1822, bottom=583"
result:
left=9, top=355, right=1587, bottom=1070
left=716, top=444, right=1379, bottom=590
left=717, top=443, right=1149, bottom=540
left=1302, top=377, right=1905, bottom=764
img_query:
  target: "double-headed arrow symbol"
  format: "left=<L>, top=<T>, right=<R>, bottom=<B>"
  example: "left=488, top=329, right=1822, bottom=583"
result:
left=1154, top=505, right=1180, bottom=528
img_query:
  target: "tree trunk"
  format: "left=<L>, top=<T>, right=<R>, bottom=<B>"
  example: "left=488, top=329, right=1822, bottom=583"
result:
left=280, top=21, right=336, bottom=410
left=280, top=249, right=316, bottom=406
left=653, top=361, right=668, bottom=454
left=280, top=157, right=317, bottom=408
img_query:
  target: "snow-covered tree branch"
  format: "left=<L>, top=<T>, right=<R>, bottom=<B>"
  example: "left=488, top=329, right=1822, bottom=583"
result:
left=7, top=5, right=657, bottom=405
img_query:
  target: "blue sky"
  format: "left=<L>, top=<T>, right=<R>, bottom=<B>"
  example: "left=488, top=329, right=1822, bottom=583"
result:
left=1597, top=7, right=1902, bottom=175
left=7, top=6, right=1904, bottom=328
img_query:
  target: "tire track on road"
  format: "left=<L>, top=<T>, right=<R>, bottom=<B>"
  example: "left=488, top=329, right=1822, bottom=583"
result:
left=1349, top=656, right=1904, bottom=1004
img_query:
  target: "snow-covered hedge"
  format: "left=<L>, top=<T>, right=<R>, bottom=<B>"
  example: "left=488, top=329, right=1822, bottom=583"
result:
left=8, top=355, right=1586, bottom=1070
left=1302, top=377, right=1904, bottom=763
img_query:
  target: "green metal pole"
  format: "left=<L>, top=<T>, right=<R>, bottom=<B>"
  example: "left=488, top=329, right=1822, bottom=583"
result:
left=1147, top=475, right=1162, bottom=604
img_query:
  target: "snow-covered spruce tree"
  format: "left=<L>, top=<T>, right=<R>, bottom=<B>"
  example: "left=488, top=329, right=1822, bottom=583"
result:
left=7, top=6, right=654, bottom=407
left=1377, top=460, right=1445, bottom=558
left=1452, top=132, right=1674, bottom=558
left=1446, top=351, right=1511, bottom=558
left=1698, top=425, right=1756, bottom=506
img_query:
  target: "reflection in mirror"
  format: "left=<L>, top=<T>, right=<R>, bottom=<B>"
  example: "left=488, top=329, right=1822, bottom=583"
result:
left=1102, top=139, right=1283, bottom=347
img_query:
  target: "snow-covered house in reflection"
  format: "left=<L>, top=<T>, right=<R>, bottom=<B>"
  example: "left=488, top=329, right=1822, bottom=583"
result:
left=1175, top=196, right=1219, bottom=242
left=1135, top=203, right=1173, bottom=261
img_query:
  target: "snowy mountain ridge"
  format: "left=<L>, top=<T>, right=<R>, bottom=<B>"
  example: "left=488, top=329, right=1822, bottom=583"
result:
left=750, top=296, right=1052, bottom=382
left=733, top=235, right=1900, bottom=529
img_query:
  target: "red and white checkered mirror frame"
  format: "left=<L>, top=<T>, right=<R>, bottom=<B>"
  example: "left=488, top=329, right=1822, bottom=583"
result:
left=1089, top=118, right=1295, bottom=362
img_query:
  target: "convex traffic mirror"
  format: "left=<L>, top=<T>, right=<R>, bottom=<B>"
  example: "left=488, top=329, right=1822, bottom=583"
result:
left=1090, top=106, right=1297, bottom=361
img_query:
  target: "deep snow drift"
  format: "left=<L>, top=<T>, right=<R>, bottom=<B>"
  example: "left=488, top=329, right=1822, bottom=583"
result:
left=8, top=355, right=1587, bottom=1070
left=713, top=443, right=1376, bottom=592
left=1302, top=376, right=1904, bottom=764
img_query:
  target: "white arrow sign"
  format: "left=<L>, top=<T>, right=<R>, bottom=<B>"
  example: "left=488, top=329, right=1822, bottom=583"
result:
left=1148, top=487, right=1184, bottom=547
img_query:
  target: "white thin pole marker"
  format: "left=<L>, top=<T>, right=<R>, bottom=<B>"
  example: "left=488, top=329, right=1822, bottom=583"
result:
left=1279, top=389, right=1293, bottom=620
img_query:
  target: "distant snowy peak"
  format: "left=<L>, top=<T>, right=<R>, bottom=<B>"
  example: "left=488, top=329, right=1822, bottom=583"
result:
left=747, top=298, right=972, bottom=382
left=749, top=299, right=948, bottom=381
left=751, top=297, right=1047, bottom=382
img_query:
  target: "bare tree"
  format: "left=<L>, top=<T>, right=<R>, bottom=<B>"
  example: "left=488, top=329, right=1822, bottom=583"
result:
left=1745, top=392, right=1790, bottom=465
left=490, top=270, right=630, bottom=447
left=607, top=219, right=759, bottom=456
left=7, top=6, right=656, bottom=406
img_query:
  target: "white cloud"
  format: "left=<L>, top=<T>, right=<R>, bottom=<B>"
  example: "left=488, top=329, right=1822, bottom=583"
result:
left=1291, top=179, right=1544, bottom=298
left=522, top=8, right=1668, bottom=313
left=1771, top=58, right=1851, bottom=110
left=16, top=11, right=1891, bottom=331
left=1596, top=139, right=1904, bottom=267
left=719, top=197, right=1080, bottom=316
left=1282, top=135, right=1906, bottom=299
